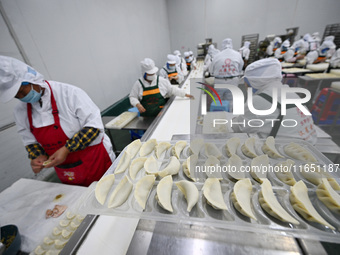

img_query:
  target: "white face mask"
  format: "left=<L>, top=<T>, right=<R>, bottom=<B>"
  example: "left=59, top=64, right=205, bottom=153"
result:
left=146, top=74, right=156, bottom=81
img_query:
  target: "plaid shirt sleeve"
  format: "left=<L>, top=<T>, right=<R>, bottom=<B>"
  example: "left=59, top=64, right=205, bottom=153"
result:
left=65, top=127, right=100, bottom=152
left=25, top=143, right=47, bottom=160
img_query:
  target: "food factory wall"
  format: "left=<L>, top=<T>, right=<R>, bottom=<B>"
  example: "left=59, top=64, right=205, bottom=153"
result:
left=166, top=0, right=340, bottom=55
left=0, top=0, right=171, bottom=192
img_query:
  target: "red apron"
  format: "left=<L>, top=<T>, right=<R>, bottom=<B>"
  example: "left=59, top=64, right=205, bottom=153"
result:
left=27, top=81, right=112, bottom=186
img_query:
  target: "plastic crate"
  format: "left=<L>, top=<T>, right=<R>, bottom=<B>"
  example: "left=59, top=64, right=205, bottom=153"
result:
left=210, top=100, right=230, bottom=112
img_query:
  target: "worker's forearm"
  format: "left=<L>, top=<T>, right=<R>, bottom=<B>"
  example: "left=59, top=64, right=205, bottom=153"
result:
left=65, top=127, right=100, bottom=152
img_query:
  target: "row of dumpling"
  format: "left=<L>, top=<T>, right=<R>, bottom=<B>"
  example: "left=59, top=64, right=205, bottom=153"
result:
left=32, top=212, right=85, bottom=255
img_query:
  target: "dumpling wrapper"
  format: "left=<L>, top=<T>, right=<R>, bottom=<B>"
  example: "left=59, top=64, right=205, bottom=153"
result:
left=225, top=137, right=240, bottom=157
left=226, top=154, right=245, bottom=180
left=250, top=154, right=269, bottom=183
left=204, top=155, right=223, bottom=180
left=275, top=159, right=297, bottom=186
left=190, top=138, right=204, bottom=155
left=300, top=164, right=340, bottom=190
left=231, top=179, right=256, bottom=220
left=182, top=154, right=198, bottom=182
left=262, top=136, right=284, bottom=158
left=155, top=142, right=171, bottom=159
left=55, top=239, right=68, bottom=249
left=259, top=179, right=299, bottom=225
left=316, top=178, right=340, bottom=214
left=108, top=176, right=133, bottom=208
left=241, top=137, right=258, bottom=158
left=172, top=140, right=187, bottom=158
left=176, top=180, right=199, bottom=212
left=134, top=175, right=156, bottom=210
left=156, top=175, right=173, bottom=212
left=290, top=180, right=334, bottom=229
left=144, top=156, right=159, bottom=175
left=140, top=139, right=157, bottom=157
left=284, top=142, right=317, bottom=162
left=95, top=174, right=115, bottom=205
left=203, top=178, right=228, bottom=210
left=126, top=139, right=142, bottom=158
left=129, top=157, right=147, bottom=180
left=205, top=143, right=222, bottom=159
left=115, top=151, right=131, bottom=174
left=158, top=156, right=181, bottom=178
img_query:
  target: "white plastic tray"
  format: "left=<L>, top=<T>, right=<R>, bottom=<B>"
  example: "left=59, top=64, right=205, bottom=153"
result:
left=104, top=112, right=138, bottom=129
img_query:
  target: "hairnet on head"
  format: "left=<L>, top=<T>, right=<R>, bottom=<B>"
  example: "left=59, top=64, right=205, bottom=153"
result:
left=273, top=37, right=282, bottom=44
left=173, top=50, right=181, bottom=56
left=189, top=51, right=193, bottom=55
left=141, top=58, right=159, bottom=74
left=244, top=41, right=251, bottom=48
left=325, top=36, right=335, bottom=42
left=222, top=38, right=233, bottom=50
left=244, top=58, right=282, bottom=90
left=0, top=55, right=45, bottom=103
left=167, top=54, right=177, bottom=64
left=184, top=52, right=190, bottom=57
left=303, top=33, right=312, bottom=42
left=282, top=39, right=290, bottom=48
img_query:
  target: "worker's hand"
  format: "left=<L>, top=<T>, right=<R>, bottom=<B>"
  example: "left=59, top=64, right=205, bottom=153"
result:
left=44, top=146, right=70, bottom=168
left=136, top=103, right=146, bottom=113
left=185, top=94, right=195, bottom=100
left=173, top=76, right=179, bottom=80
left=31, top=155, right=48, bottom=174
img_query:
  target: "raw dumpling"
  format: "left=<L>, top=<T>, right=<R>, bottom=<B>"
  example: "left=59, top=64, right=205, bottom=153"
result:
left=140, top=139, right=157, bottom=157
left=259, top=179, right=299, bottom=224
left=134, top=175, right=156, bottom=210
left=156, top=175, right=173, bottom=212
left=129, top=157, right=147, bottom=180
left=262, top=136, right=284, bottom=158
left=226, top=154, right=245, bottom=180
left=95, top=174, right=115, bottom=205
left=126, top=139, right=142, bottom=158
left=144, top=156, right=159, bottom=175
left=300, top=164, right=340, bottom=190
left=250, top=154, right=269, bottom=183
left=284, top=142, right=317, bottom=162
left=182, top=154, right=198, bottom=182
left=205, top=143, right=222, bottom=159
left=204, top=155, right=223, bottom=179
left=115, top=151, right=131, bottom=174
left=231, top=179, right=256, bottom=220
left=275, top=159, right=297, bottom=186
left=241, top=137, right=258, bottom=158
left=108, top=176, right=133, bottom=208
left=155, top=142, right=171, bottom=159
left=203, top=178, right=228, bottom=210
left=176, top=180, right=199, bottom=212
left=158, top=156, right=181, bottom=178
left=316, top=178, right=340, bottom=214
left=225, top=137, right=240, bottom=157
left=172, top=140, right=187, bottom=158
left=190, top=138, right=204, bottom=155
left=290, top=180, right=334, bottom=229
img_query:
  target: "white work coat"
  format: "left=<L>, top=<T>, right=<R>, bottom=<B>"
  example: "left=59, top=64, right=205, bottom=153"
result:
left=159, top=66, right=184, bottom=84
left=330, top=49, right=340, bottom=68
left=233, top=85, right=317, bottom=145
left=14, top=81, right=115, bottom=161
left=176, top=57, right=188, bottom=76
left=209, top=49, right=244, bottom=78
left=283, top=49, right=296, bottom=63
left=129, top=76, right=186, bottom=107
left=239, top=47, right=250, bottom=61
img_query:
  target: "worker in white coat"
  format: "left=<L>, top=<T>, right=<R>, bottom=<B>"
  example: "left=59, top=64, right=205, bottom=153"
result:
left=239, top=41, right=251, bottom=68
left=0, top=56, right=115, bottom=186
left=232, top=58, right=317, bottom=144
left=306, top=35, right=336, bottom=65
left=330, top=48, right=340, bottom=68
left=174, top=50, right=188, bottom=76
left=159, top=54, right=184, bottom=85
left=274, top=39, right=290, bottom=61
left=184, top=52, right=197, bottom=72
left=310, top=32, right=321, bottom=51
left=129, top=58, right=194, bottom=117
left=203, top=44, right=220, bottom=73
left=266, top=37, right=282, bottom=56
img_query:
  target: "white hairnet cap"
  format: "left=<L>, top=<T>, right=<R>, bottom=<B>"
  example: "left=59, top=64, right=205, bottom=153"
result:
left=184, top=52, right=190, bottom=57
left=244, top=41, right=251, bottom=48
left=325, top=36, right=335, bottom=42
left=167, top=54, right=177, bottom=64
left=173, top=50, right=181, bottom=56
left=222, top=38, right=233, bottom=50
left=312, top=32, right=319, bottom=37
left=273, top=37, right=282, bottom=44
left=244, top=58, right=282, bottom=90
left=189, top=51, right=193, bottom=55
left=141, top=58, right=159, bottom=74
left=0, top=55, right=44, bottom=103
left=303, top=33, right=312, bottom=42
left=282, top=39, right=290, bottom=47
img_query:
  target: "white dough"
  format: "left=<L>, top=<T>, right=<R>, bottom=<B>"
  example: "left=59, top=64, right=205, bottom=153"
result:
left=226, top=154, right=245, bottom=180
left=156, top=175, right=173, bottom=212
left=140, top=139, right=157, bottom=157
left=182, top=154, right=198, bottom=182
left=204, top=155, right=223, bottom=179
left=158, top=156, right=181, bottom=178
left=134, top=175, right=156, bottom=210
left=144, top=156, right=159, bottom=175
left=225, top=137, right=240, bottom=157
left=241, top=137, right=258, bottom=158
left=284, top=142, right=317, bottom=162
left=176, top=180, right=199, bottom=212
left=126, top=139, right=142, bottom=158
left=155, top=141, right=171, bottom=159
left=129, top=157, right=147, bottom=180
left=275, top=159, right=297, bottom=186
left=172, top=140, right=187, bottom=158
left=115, top=151, right=131, bottom=174
left=316, top=178, right=340, bottom=214
left=95, top=174, right=115, bottom=205
left=250, top=154, right=269, bottom=183
left=108, top=176, right=133, bottom=208
left=231, top=179, right=256, bottom=220
left=190, top=138, right=204, bottom=155
left=205, top=143, right=222, bottom=159
left=262, top=136, right=284, bottom=158
left=259, top=179, right=299, bottom=224
left=203, top=178, right=228, bottom=210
